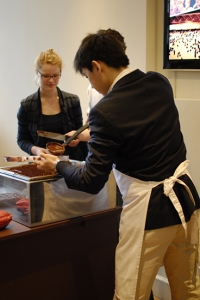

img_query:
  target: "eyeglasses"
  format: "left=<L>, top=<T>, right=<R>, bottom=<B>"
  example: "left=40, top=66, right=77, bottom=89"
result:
left=37, top=70, right=61, bottom=80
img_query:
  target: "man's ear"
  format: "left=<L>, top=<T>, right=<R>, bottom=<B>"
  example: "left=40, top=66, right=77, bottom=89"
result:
left=92, top=60, right=101, bottom=72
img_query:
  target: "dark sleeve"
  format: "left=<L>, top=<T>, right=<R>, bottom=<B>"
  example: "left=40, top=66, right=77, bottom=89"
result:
left=56, top=106, right=121, bottom=194
left=17, top=104, right=35, bottom=155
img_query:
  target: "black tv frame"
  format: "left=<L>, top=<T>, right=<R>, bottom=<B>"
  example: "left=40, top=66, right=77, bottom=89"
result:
left=163, top=0, right=200, bottom=70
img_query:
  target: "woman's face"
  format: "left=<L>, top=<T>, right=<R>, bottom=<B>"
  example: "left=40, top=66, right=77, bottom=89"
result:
left=37, top=63, right=61, bottom=92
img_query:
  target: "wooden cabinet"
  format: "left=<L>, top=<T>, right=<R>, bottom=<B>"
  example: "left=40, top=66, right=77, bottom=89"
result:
left=0, top=207, right=121, bottom=300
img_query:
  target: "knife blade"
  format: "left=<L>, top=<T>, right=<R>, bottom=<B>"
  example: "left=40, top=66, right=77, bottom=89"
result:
left=3, top=155, right=71, bottom=163
left=3, top=156, right=45, bottom=162
left=37, top=123, right=89, bottom=143
left=37, top=130, right=65, bottom=141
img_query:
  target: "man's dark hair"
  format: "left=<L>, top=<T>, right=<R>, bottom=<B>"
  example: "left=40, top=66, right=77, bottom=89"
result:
left=74, top=32, right=129, bottom=75
left=96, top=28, right=127, bottom=51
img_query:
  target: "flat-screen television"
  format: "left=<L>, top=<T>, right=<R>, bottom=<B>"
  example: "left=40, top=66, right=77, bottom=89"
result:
left=163, top=0, right=200, bottom=69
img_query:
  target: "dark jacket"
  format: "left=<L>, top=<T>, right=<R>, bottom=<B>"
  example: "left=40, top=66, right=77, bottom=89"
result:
left=17, top=87, right=88, bottom=161
left=57, top=70, right=200, bottom=229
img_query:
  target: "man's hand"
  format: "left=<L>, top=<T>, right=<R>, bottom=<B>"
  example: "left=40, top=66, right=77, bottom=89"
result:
left=65, top=131, right=80, bottom=147
left=65, top=128, right=91, bottom=145
left=34, top=153, right=59, bottom=172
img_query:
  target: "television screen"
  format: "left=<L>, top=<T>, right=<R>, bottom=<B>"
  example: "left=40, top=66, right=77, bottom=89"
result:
left=163, top=0, right=200, bottom=69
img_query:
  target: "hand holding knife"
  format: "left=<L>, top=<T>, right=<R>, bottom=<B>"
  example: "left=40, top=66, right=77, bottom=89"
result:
left=37, top=123, right=89, bottom=144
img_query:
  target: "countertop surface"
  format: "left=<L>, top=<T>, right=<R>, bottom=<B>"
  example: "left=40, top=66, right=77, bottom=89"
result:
left=0, top=206, right=121, bottom=242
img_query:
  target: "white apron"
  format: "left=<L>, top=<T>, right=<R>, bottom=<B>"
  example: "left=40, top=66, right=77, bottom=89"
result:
left=112, top=160, right=200, bottom=300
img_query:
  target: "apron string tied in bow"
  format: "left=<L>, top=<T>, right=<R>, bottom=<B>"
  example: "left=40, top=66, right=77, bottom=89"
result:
left=163, top=160, right=195, bottom=237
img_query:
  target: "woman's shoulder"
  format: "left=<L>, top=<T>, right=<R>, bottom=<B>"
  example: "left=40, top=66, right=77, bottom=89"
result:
left=21, top=90, right=38, bottom=105
left=58, top=88, right=80, bottom=107
left=59, top=89, right=79, bottom=100
left=20, top=90, right=39, bottom=112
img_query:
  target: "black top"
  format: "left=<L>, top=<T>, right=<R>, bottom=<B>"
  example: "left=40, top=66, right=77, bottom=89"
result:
left=56, top=70, right=200, bottom=230
left=42, top=113, right=63, bottom=134
left=17, top=87, right=88, bottom=161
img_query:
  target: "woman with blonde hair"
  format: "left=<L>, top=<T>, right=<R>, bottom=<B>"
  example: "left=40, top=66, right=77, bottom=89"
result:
left=17, top=49, right=87, bottom=160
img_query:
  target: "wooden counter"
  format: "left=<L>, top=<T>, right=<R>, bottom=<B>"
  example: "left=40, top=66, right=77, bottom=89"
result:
left=0, top=207, right=121, bottom=300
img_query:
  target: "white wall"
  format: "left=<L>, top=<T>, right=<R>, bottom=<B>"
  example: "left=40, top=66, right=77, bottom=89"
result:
left=0, top=0, right=146, bottom=165
left=175, top=99, right=200, bottom=192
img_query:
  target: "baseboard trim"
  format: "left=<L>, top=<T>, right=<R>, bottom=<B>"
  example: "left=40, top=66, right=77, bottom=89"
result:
left=153, top=274, right=172, bottom=300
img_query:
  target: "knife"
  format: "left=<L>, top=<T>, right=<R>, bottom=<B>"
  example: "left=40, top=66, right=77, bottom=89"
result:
left=37, top=130, right=65, bottom=141
left=3, top=156, right=45, bottom=162
left=37, top=123, right=89, bottom=142
left=3, top=155, right=71, bottom=163
left=3, top=156, right=84, bottom=167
